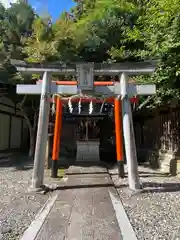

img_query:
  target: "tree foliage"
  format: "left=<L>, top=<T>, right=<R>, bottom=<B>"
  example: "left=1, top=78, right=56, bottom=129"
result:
left=1, top=0, right=180, bottom=109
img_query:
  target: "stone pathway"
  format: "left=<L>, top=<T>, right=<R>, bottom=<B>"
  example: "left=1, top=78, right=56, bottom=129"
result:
left=23, top=164, right=123, bottom=240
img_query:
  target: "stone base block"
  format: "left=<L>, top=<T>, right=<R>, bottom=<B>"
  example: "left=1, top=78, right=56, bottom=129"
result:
left=76, top=141, right=100, bottom=162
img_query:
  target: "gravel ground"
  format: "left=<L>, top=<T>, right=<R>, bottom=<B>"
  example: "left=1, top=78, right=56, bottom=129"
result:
left=109, top=164, right=180, bottom=240
left=0, top=154, right=50, bottom=240
left=2, top=153, right=180, bottom=240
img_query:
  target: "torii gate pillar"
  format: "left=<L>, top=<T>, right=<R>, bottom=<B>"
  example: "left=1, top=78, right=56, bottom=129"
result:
left=121, top=73, right=140, bottom=189
left=31, top=72, right=52, bottom=189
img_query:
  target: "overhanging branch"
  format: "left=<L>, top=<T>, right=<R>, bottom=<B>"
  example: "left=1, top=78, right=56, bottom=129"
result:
left=137, top=96, right=154, bottom=110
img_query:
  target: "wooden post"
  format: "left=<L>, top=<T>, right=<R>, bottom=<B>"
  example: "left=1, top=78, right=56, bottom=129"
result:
left=52, top=97, right=62, bottom=178
left=114, top=98, right=125, bottom=178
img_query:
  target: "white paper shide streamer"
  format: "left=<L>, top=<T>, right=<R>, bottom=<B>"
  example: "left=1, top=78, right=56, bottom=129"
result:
left=89, top=100, right=93, bottom=114
left=78, top=98, right=82, bottom=114
left=68, top=98, right=73, bottom=113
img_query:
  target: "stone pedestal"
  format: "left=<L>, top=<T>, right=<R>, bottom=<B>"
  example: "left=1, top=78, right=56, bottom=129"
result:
left=76, top=141, right=100, bottom=162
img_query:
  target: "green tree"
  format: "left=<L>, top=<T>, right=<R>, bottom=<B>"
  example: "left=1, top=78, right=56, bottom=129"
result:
left=0, top=2, right=39, bottom=157
left=67, top=0, right=144, bottom=62
left=127, top=0, right=180, bottom=108
left=2, top=0, right=180, bottom=156
left=24, top=17, right=55, bottom=63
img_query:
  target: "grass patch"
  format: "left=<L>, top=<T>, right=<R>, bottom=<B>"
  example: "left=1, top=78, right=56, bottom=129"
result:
left=57, top=168, right=65, bottom=177
left=45, top=168, right=65, bottom=179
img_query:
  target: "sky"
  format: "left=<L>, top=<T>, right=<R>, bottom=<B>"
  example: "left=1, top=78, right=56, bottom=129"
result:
left=30, top=0, right=76, bottom=20
left=0, top=0, right=76, bottom=21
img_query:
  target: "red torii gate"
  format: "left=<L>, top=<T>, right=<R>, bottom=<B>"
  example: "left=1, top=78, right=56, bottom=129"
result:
left=37, top=79, right=139, bottom=104
left=43, top=79, right=138, bottom=178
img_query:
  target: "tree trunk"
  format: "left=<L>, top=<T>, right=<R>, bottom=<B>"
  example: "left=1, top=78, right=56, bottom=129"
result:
left=18, top=95, right=39, bottom=159
left=28, top=128, right=35, bottom=158
left=22, top=112, right=35, bottom=158
left=28, top=110, right=38, bottom=158
left=20, top=102, right=38, bottom=159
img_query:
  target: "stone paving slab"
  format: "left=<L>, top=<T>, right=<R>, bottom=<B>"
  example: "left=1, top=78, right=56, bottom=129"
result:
left=36, top=165, right=122, bottom=240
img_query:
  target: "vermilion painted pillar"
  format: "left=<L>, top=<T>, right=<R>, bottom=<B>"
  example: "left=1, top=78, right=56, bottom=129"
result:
left=51, top=97, right=62, bottom=178
left=114, top=98, right=125, bottom=178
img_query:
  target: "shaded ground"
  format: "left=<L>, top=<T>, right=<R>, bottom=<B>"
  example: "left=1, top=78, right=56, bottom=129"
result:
left=0, top=154, right=50, bottom=240
left=109, top=164, right=180, bottom=240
